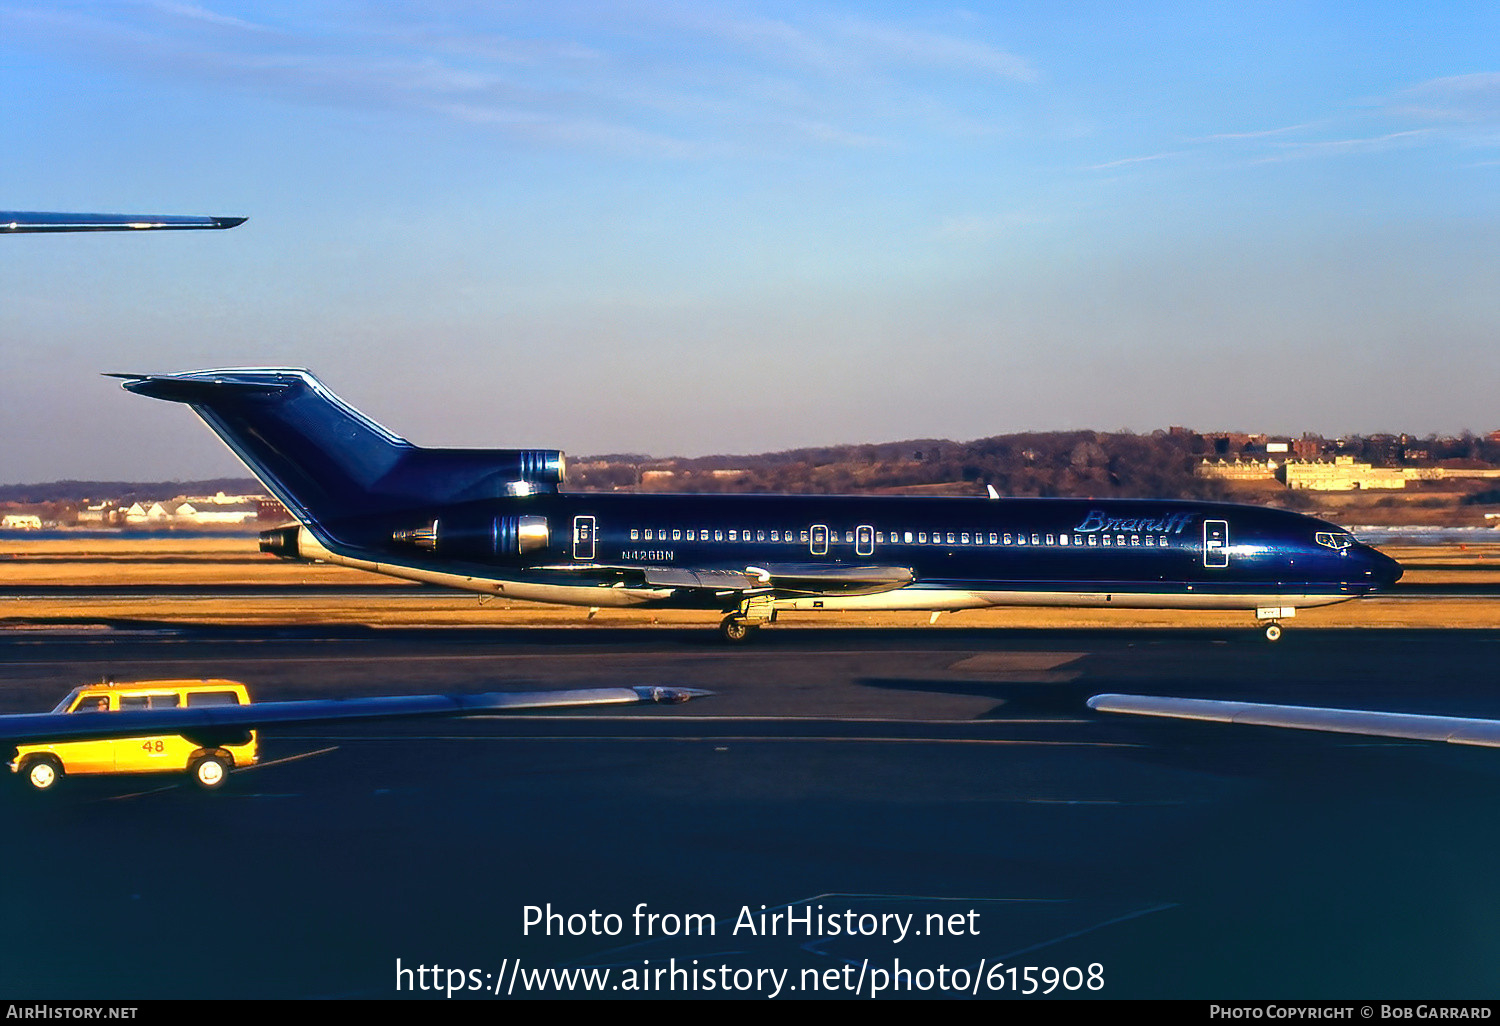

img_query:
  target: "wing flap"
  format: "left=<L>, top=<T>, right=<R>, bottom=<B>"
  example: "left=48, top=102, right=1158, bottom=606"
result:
left=750, top=562, right=914, bottom=596
left=641, top=568, right=761, bottom=591
left=1088, top=693, right=1500, bottom=747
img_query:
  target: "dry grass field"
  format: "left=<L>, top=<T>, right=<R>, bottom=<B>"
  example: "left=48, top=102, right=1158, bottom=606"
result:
left=0, top=534, right=1496, bottom=630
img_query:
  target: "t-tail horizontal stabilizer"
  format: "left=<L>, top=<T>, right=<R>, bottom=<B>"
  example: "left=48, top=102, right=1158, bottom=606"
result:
left=110, top=368, right=566, bottom=547
left=2, top=212, right=245, bottom=233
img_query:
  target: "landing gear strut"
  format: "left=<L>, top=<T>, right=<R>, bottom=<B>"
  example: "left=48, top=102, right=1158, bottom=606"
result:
left=719, top=596, right=776, bottom=643
left=1255, top=606, right=1293, bottom=643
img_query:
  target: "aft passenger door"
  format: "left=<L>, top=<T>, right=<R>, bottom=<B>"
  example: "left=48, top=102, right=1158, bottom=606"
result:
left=809, top=524, right=828, bottom=556
left=573, top=516, right=596, bottom=561
left=1203, top=520, right=1229, bottom=568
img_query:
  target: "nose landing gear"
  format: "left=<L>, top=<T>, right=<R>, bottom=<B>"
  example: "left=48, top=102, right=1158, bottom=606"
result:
left=1255, top=606, right=1295, bottom=642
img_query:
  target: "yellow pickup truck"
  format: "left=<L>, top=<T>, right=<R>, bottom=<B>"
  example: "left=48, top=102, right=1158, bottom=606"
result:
left=12, top=679, right=258, bottom=791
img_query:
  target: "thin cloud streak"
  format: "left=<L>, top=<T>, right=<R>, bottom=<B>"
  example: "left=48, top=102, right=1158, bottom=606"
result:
left=0, top=3, right=1037, bottom=156
left=1085, top=150, right=1185, bottom=170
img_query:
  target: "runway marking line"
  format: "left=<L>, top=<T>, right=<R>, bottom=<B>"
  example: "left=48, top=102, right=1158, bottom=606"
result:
left=0, top=647, right=1098, bottom=667
left=288, top=734, right=1142, bottom=748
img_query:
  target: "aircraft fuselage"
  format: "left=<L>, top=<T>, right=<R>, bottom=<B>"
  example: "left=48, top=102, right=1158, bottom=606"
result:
left=263, top=491, right=1401, bottom=614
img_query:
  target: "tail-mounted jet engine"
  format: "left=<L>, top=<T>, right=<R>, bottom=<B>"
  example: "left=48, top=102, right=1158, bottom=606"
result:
left=406, top=449, right=566, bottom=499
left=390, top=514, right=550, bottom=559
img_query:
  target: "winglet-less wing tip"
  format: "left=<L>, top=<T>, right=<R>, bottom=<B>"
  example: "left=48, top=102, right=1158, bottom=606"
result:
left=1, top=212, right=245, bottom=233
left=633, top=686, right=714, bottom=704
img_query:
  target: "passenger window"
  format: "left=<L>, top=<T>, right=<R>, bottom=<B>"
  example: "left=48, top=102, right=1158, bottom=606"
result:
left=1003, top=533, right=1013, bottom=545
left=945, top=532, right=955, bottom=544
left=771, top=531, right=779, bottom=542
left=1130, top=535, right=1140, bottom=546
left=1102, top=536, right=1111, bottom=546
left=630, top=529, right=639, bottom=541
left=119, top=694, right=179, bottom=710
left=186, top=691, right=241, bottom=707
left=1088, top=535, right=1097, bottom=546
left=918, top=532, right=928, bottom=544
left=903, top=532, right=913, bottom=544
left=989, top=533, right=998, bottom=545
left=961, top=533, right=970, bottom=544
left=1059, top=535, right=1069, bottom=546
left=729, top=530, right=738, bottom=542
left=672, top=530, right=682, bottom=541
left=1045, top=534, right=1055, bottom=545
left=644, top=529, right=653, bottom=541
left=715, top=530, right=724, bottom=541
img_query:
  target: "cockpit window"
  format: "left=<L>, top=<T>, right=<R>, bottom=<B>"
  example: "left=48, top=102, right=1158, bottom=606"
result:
left=1315, top=531, right=1353, bottom=551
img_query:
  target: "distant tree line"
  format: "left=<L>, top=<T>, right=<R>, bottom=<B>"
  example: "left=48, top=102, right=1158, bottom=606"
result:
left=0, top=478, right=262, bottom=504
left=570, top=431, right=1242, bottom=501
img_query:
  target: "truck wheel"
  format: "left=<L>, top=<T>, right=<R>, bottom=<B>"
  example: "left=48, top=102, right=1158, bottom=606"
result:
left=25, top=755, right=62, bottom=791
left=190, top=754, right=229, bottom=790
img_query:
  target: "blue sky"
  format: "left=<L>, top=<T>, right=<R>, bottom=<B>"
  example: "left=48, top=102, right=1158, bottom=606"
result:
left=3, top=2, right=1499, bottom=481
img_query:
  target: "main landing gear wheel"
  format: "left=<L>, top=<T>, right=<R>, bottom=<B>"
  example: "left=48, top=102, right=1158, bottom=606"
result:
left=1264, top=623, right=1283, bottom=642
left=719, top=616, right=757, bottom=643
left=25, top=755, right=62, bottom=791
left=190, top=754, right=230, bottom=790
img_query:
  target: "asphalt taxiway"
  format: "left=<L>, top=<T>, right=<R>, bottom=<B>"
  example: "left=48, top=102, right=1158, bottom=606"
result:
left=4, top=624, right=1500, bottom=999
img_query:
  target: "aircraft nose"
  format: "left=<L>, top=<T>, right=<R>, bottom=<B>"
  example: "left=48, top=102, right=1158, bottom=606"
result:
left=1365, top=547, right=1403, bottom=589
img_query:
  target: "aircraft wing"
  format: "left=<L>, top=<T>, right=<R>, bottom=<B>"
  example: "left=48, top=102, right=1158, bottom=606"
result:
left=544, top=562, right=914, bottom=598
left=1, top=212, right=246, bottom=233
left=1088, top=693, right=1500, bottom=748
left=0, top=686, right=708, bottom=748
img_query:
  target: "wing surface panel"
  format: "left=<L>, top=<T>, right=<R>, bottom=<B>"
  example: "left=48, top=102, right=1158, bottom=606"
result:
left=1088, top=693, right=1500, bottom=747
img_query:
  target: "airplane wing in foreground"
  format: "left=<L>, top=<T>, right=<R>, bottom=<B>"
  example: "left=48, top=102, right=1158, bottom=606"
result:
left=1088, top=693, right=1500, bottom=748
left=1, top=212, right=245, bottom=233
left=0, top=686, right=708, bottom=749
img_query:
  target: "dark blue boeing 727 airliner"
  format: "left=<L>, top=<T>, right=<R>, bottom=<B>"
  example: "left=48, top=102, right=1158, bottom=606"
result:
left=116, top=368, right=1402, bottom=642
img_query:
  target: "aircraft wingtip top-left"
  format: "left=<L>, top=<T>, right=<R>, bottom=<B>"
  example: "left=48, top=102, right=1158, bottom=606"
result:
left=0, top=212, right=245, bottom=233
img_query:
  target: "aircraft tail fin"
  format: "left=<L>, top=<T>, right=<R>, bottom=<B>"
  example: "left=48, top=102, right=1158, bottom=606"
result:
left=114, top=369, right=564, bottom=537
